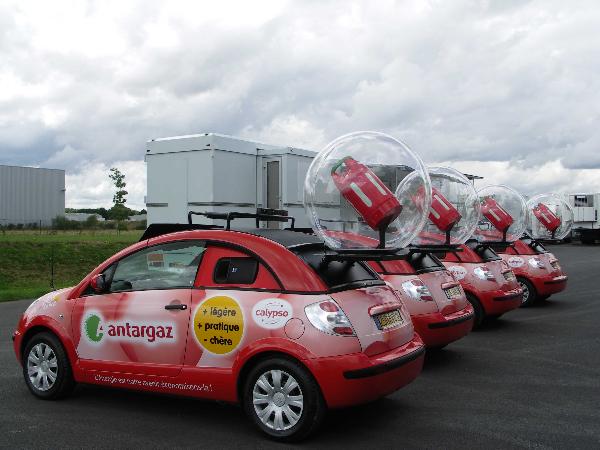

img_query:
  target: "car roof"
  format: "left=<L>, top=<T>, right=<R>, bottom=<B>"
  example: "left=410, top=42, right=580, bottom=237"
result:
left=140, top=223, right=324, bottom=249
left=232, top=228, right=324, bottom=249
left=70, top=227, right=330, bottom=298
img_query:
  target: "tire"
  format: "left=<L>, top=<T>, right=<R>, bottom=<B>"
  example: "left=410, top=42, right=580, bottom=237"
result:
left=465, top=293, right=485, bottom=329
left=517, top=277, right=537, bottom=307
left=427, top=344, right=448, bottom=352
left=22, top=332, right=75, bottom=400
left=243, top=357, right=325, bottom=442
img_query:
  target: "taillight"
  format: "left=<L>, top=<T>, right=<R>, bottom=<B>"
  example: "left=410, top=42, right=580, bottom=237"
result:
left=402, top=279, right=434, bottom=302
left=474, top=266, right=496, bottom=281
left=305, top=300, right=355, bottom=336
left=528, top=257, right=547, bottom=269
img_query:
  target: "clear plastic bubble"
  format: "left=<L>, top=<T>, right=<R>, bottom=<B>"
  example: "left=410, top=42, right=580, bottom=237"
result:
left=304, top=131, right=431, bottom=250
left=526, top=193, right=573, bottom=240
left=474, top=185, right=527, bottom=243
left=411, top=166, right=481, bottom=246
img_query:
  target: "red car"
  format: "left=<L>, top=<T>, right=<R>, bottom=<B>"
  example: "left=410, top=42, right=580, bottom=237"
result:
left=369, top=253, right=474, bottom=349
left=493, top=237, right=568, bottom=306
left=438, top=241, right=523, bottom=327
left=12, top=217, right=425, bottom=442
left=320, top=231, right=474, bottom=349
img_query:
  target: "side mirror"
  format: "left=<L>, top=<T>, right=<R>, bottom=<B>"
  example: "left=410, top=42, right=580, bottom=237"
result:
left=90, top=274, right=107, bottom=293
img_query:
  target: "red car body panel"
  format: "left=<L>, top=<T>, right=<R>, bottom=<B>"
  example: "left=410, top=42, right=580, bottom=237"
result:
left=369, top=259, right=474, bottom=348
left=14, top=229, right=425, bottom=409
left=317, top=230, right=473, bottom=347
left=440, top=244, right=523, bottom=317
left=496, top=239, right=568, bottom=298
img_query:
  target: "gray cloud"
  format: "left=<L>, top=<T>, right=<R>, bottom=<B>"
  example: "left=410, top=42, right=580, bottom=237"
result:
left=0, top=0, right=599, bottom=209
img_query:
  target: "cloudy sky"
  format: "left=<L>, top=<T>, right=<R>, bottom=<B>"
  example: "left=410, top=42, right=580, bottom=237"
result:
left=1, top=0, right=599, bottom=209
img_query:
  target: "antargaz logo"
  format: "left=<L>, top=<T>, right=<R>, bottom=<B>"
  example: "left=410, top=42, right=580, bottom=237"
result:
left=82, top=311, right=176, bottom=345
left=85, top=314, right=104, bottom=342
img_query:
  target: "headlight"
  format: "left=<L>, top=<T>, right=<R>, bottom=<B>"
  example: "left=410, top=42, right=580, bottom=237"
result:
left=528, top=257, right=546, bottom=269
left=474, top=266, right=496, bottom=281
left=305, top=300, right=355, bottom=336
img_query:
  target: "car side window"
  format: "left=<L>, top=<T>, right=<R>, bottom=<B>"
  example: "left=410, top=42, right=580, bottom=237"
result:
left=213, top=257, right=259, bottom=284
left=109, top=241, right=206, bottom=292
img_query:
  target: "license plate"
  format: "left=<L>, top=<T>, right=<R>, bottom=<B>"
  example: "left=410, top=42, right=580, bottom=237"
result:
left=374, top=310, right=403, bottom=331
left=444, top=286, right=462, bottom=299
left=503, top=271, right=516, bottom=282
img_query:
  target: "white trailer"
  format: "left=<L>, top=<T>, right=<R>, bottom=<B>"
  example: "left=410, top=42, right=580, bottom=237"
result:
left=145, top=133, right=316, bottom=227
left=563, top=193, right=600, bottom=229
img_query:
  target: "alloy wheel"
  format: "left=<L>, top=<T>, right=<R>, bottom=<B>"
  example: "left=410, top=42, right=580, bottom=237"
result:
left=252, top=369, right=304, bottom=431
left=27, top=343, right=58, bottom=392
left=519, top=281, right=530, bottom=304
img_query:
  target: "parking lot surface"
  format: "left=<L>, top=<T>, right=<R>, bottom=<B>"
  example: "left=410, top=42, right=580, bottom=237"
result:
left=1, top=244, right=599, bottom=449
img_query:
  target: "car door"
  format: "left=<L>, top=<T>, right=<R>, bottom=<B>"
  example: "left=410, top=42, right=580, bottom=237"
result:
left=184, top=243, right=282, bottom=371
left=73, top=240, right=206, bottom=377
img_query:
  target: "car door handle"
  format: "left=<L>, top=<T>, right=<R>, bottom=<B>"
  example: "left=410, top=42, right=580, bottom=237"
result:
left=164, top=303, right=187, bottom=311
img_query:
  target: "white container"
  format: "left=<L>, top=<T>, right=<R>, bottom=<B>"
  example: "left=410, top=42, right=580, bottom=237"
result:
left=145, top=133, right=315, bottom=228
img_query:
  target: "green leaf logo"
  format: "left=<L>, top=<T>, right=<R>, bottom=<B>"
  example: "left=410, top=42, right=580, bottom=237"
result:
left=84, top=314, right=104, bottom=343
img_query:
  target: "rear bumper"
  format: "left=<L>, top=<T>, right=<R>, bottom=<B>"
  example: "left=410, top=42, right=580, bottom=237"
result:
left=304, top=334, right=425, bottom=408
left=476, top=287, right=523, bottom=316
left=534, top=274, right=568, bottom=297
left=412, top=306, right=474, bottom=347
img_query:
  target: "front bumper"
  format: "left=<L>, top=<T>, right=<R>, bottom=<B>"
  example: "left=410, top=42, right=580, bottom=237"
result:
left=476, top=287, right=523, bottom=316
left=412, top=306, right=474, bottom=347
left=304, top=334, right=425, bottom=408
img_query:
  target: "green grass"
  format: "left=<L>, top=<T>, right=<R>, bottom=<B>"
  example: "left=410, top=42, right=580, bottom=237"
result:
left=0, top=230, right=142, bottom=302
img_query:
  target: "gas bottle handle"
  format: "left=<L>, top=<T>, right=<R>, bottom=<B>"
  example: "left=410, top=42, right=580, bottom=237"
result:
left=331, top=156, right=357, bottom=175
left=330, top=159, right=346, bottom=178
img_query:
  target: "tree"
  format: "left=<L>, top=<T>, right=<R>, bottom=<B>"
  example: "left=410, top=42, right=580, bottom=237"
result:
left=108, top=168, right=130, bottom=222
left=85, top=214, right=99, bottom=229
left=109, top=168, right=128, bottom=206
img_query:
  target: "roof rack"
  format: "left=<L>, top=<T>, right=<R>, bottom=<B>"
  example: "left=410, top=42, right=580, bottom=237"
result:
left=476, top=241, right=514, bottom=252
left=188, top=208, right=296, bottom=230
left=321, top=247, right=410, bottom=263
left=408, top=244, right=463, bottom=254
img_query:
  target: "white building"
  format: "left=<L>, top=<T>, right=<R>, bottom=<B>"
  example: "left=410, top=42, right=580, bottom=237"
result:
left=145, top=134, right=316, bottom=227
left=0, top=164, right=65, bottom=227
left=64, top=213, right=105, bottom=222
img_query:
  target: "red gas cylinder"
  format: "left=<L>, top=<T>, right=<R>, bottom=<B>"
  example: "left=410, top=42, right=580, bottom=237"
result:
left=481, top=197, right=514, bottom=232
left=429, top=187, right=462, bottom=232
left=533, top=202, right=561, bottom=233
left=331, top=157, right=402, bottom=230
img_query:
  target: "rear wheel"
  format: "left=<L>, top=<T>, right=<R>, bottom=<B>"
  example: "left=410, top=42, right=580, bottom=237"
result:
left=465, top=293, right=485, bottom=329
left=22, top=332, right=75, bottom=399
left=243, top=357, right=325, bottom=442
left=427, top=344, right=448, bottom=352
left=518, top=277, right=537, bottom=307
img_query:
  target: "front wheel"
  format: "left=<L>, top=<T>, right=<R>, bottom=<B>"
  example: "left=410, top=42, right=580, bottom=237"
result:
left=518, top=277, right=537, bottom=307
left=243, top=357, right=325, bottom=442
left=22, top=332, right=75, bottom=400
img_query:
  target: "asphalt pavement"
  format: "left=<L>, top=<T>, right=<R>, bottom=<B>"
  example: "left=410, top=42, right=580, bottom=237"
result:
left=1, top=244, right=599, bottom=449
